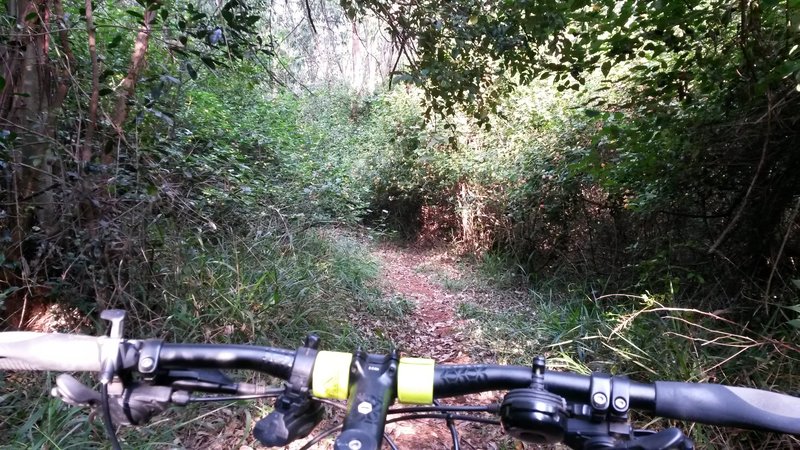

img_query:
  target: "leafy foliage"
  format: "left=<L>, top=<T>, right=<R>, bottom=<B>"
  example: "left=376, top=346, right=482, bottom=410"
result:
left=2, top=0, right=800, bottom=447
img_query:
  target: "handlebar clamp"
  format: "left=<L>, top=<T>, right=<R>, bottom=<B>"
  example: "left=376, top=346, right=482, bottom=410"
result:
left=254, top=334, right=325, bottom=447
left=590, top=373, right=630, bottom=421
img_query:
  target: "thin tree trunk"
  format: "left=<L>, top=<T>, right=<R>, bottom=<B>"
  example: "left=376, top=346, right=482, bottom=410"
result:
left=107, top=7, right=156, bottom=162
left=82, top=0, right=99, bottom=163
left=53, top=0, right=75, bottom=70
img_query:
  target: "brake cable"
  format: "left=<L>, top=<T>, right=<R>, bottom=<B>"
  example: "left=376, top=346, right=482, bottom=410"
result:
left=187, top=388, right=285, bottom=402
left=386, top=413, right=500, bottom=426
left=101, top=383, right=123, bottom=450
left=435, top=400, right=461, bottom=450
left=389, top=401, right=500, bottom=449
left=389, top=405, right=498, bottom=414
left=291, top=399, right=501, bottom=450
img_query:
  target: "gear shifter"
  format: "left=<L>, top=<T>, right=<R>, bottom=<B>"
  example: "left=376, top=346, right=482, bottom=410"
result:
left=52, top=373, right=101, bottom=406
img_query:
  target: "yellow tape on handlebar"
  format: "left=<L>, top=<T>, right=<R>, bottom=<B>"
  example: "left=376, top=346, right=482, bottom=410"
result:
left=397, top=357, right=435, bottom=404
left=312, top=351, right=352, bottom=400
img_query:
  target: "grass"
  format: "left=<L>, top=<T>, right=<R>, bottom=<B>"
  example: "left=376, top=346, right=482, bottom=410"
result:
left=0, top=224, right=400, bottom=449
left=440, top=275, right=468, bottom=292
left=365, top=294, right=415, bottom=320
left=4, top=222, right=800, bottom=449
left=477, top=252, right=523, bottom=290
left=454, top=260, right=800, bottom=448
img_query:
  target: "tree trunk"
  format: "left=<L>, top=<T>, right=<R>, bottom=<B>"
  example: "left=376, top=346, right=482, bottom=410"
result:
left=1, top=0, right=67, bottom=259
left=106, top=7, right=156, bottom=163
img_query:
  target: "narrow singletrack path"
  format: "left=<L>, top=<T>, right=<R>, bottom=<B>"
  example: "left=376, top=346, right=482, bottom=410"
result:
left=210, top=233, right=524, bottom=450
left=371, top=242, right=471, bottom=362
left=368, top=240, right=510, bottom=449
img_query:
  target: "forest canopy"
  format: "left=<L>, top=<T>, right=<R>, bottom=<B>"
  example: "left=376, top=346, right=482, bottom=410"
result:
left=0, top=0, right=797, bottom=316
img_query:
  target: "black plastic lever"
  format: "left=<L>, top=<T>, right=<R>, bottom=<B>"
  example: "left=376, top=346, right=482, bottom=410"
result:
left=254, top=392, right=324, bottom=447
left=254, top=335, right=324, bottom=447
left=613, top=428, right=694, bottom=450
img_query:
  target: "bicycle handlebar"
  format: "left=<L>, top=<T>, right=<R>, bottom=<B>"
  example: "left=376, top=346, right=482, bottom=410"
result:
left=654, top=381, right=800, bottom=435
left=2, top=331, right=800, bottom=447
left=0, top=332, right=104, bottom=371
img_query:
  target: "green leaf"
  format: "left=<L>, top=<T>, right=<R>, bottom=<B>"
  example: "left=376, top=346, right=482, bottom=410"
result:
left=787, top=319, right=800, bottom=330
left=200, top=56, right=217, bottom=69
left=161, top=75, right=180, bottom=84
left=99, top=69, right=115, bottom=82
left=468, top=15, right=479, bottom=25
left=186, top=62, right=197, bottom=80
left=0, top=76, right=4, bottom=91
left=126, top=9, right=144, bottom=19
left=222, top=0, right=239, bottom=12
left=149, top=108, right=174, bottom=126
left=108, top=34, right=123, bottom=49
left=601, top=61, right=611, bottom=77
left=792, top=279, right=800, bottom=290
left=222, top=9, right=234, bottom=24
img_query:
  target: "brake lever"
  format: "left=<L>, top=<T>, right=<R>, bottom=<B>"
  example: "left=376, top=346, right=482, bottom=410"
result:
left=52, top=374, right=101, bottom=407
left=611, top=428, right=695, bottom=450
left=51, top=374, right=181, bottom=426
left=254, top=334, right=325, bottom=447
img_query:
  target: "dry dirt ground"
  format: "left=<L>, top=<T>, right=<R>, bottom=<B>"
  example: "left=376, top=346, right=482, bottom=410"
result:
left=197, top=236, right=526, bottom=450
left=367, top=241, right=509, bottom=450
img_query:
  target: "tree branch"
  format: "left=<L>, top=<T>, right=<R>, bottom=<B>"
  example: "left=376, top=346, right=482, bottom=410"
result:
left=708, top=96, right=773, bottom=254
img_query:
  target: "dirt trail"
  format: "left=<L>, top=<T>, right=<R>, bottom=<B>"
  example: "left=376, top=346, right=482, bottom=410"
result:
left=371, top=242, right=471, bottom=362
left=370, top=241, right=505, bottom=450
left=209, top=237, right=512, bottom=450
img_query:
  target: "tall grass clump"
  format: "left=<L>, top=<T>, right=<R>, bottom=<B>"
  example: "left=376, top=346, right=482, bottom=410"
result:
left=0, top=219, right=389, bottom=449
left=457, top=272, right=800, bottom=448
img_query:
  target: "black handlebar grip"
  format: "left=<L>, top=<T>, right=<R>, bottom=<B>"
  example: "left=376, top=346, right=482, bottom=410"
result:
left=0, top=332, right=103, bottom=372
left=655, top=381, right=800, bottom=435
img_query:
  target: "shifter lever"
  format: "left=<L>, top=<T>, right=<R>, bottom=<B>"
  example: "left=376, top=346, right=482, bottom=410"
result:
left=51, top=374, right=175, bottom=426
left=52, top=374, right=101, bottom=406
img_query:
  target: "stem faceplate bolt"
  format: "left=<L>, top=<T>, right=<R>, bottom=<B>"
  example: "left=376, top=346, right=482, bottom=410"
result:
left=592, top=392, right=608, bottom=407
